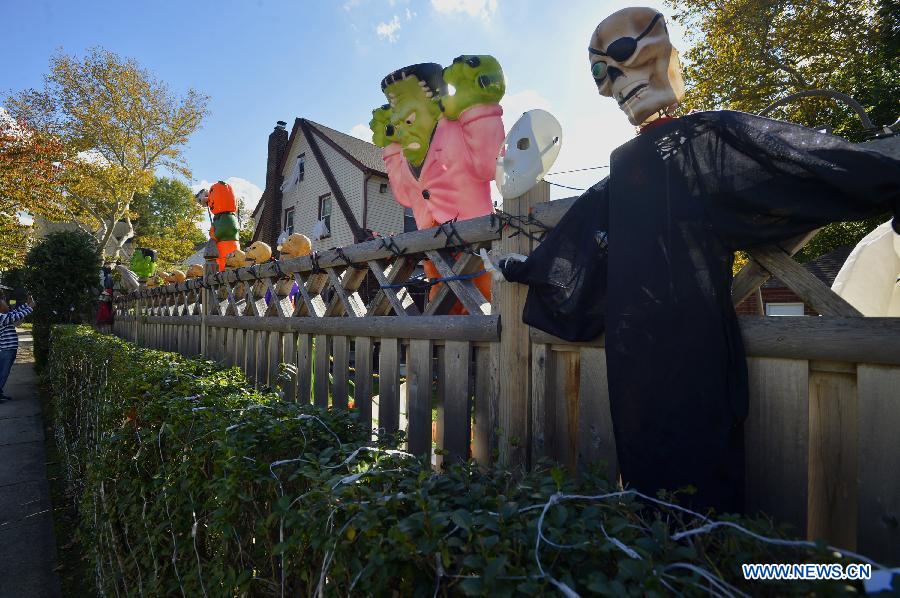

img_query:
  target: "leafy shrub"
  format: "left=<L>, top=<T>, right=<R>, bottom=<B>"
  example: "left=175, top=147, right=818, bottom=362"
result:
left=24, top=230, right=100, bottom=369
left=48, top=326, right=877, bottom=596
left=0, top=267, right=30, bottom=310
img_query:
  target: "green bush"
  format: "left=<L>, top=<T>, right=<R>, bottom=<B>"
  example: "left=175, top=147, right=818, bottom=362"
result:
left=24, top=230, right=101, bottom=369
left=48, top=326, right=877, bottom=596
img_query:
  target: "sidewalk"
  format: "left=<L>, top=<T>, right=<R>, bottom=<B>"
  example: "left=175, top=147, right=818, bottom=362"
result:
left=0, top=330, right=62, bottom=598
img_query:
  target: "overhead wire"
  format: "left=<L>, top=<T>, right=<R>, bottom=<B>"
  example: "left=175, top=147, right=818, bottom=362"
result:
left=544, top=163, right=610, bottom=192
left=544, top=180, right=587, bottom=192
left=546, top=165, right=610, bottom=175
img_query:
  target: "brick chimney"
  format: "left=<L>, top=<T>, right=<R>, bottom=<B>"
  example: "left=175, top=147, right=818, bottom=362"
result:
left=253, top=120, right=289, bottom=245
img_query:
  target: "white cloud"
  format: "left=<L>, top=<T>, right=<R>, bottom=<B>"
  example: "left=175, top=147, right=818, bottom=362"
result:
left=430, top=0, right=497, bottom=20
left=350, top=123, right=373, bottom=142
left=539, top=111, right=632, bottom=199
left=76, top=148, right=110, bottom=167
left=376, top=15, right=401, bottom=42
left=0, top=106, right=31, bottom=139
left=404, top=7, right=416, bottom=20
left=499, top=89, right=554, bottom=135
left=0, top=107, right=15, bottom=129
left=192, top=177, right=263, bottom=213
left=495, top=89, right=629, bottom=200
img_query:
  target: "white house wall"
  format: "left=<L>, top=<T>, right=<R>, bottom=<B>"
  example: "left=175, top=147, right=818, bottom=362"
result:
left=276, top=123, right=406, bottom=251
left=317, top=138, right=364, bottom=229
left=280, top=129, right=355, bottom=250
left=365, top=175, right=405, bottom=237
left=33, top=217, right=135, bottom=259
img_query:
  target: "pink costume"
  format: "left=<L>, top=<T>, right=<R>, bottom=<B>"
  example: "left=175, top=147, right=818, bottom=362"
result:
left=382, top=104, right=504, bottom=229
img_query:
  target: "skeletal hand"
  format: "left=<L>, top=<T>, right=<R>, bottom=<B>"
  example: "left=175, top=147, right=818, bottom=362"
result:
left=479, top=248, right=526, bottom=282
left=115, top=265, right=140, bottom=292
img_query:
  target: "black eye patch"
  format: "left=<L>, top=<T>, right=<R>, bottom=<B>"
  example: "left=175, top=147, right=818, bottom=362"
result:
left=588, top=13, right=664, bottom=63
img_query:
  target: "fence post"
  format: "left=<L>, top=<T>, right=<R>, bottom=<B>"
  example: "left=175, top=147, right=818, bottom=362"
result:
left=201, top=241, right=219, bottom=357
left=125, top=296, right=141, bottom=345
left=135, top=294, right=141, bottom=345
left=496, top=181, right=549, bottom=469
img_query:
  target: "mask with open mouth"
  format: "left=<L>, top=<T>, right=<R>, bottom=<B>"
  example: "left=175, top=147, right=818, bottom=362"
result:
left=380, top=63, right=446, bottom=167
left=589, top=7, right=685, bottom=126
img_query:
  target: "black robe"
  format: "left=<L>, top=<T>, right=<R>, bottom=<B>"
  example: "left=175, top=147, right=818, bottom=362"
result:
left=502, top=110, right=900, bottom=513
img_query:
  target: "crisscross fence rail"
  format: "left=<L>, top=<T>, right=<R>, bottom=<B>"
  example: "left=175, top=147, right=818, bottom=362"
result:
left=113, top=181, right=900, bottom=564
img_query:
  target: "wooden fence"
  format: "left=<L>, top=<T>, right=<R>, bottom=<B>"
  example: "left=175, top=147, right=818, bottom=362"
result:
left=112, top=182, right=900, bottom=564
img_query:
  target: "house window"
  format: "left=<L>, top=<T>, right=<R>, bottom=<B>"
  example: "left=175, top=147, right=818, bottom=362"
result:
left=765, top=302, right=805, bottom=316
left=318, top=194, right=332, bottom=238
left=297, top=154, right=305, bottom=181
left=283, top=208, right=294, bottom=235
left=379, top=182, right=388, bottom=193
left=403, top=207, right=417, bottom=233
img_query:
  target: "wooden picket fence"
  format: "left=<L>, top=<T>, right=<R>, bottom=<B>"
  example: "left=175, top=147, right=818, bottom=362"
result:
left=112, top=182, right=900, bottom=565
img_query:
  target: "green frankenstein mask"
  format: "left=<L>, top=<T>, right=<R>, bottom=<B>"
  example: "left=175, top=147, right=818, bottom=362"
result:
left=130, top=247, right=157, bottom=279
left=381, top=63, right=446, bottom=167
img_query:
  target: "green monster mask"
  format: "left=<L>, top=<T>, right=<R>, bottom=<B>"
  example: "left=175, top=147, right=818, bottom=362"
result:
left=130, top=248, right=157, bottom=279
left=371, top=57, right=506, bottom=167
left=379, top=63, right=445, bottom=167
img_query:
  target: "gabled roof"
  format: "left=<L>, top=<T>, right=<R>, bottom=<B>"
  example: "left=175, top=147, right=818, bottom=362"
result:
left=267, top=116, right=385, bottom=244
left=763, top=245, right=853, bottom=289
left=252, top=197, right=265, bottom=220
left=306, top=120, right=387, bottom=176
left=277, top=117, right=387, bottom=177
left=297, top=119, right=366, bottom=242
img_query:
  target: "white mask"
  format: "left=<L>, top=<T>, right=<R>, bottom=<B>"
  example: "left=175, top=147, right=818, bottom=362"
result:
left=495, top=109, right=562, bottom=199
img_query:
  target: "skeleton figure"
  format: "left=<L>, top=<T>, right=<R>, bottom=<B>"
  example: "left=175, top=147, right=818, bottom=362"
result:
left=491, top=7, right=900, bottom=512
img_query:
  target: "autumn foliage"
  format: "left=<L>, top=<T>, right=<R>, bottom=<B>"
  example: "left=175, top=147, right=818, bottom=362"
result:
left=0, top=112, right=66, bottom=269
left=4, top=47, right=208, bottom=260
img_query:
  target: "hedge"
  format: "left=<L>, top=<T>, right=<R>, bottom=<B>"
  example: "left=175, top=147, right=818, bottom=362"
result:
left=47, top=326, right=878, bottom=596
left=24, top=229, right=101, bottom=370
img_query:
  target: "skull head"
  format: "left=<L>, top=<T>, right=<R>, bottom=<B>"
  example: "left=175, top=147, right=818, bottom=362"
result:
left=245, top=241, right=272, bottom=265
left=589, top=7, right=685, bottom=126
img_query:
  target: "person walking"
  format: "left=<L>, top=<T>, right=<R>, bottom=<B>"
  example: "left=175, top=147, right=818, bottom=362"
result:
left=0, top=293, right=34, bottom=402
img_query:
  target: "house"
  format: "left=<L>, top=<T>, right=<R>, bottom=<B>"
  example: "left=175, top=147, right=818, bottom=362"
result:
left=735, top=246, right=853, bottom=316
left=253, top=119, right=413, bottom=250
left=31, top=217, right=135, bottom=259
left=179, top=240, right=212, bottom=268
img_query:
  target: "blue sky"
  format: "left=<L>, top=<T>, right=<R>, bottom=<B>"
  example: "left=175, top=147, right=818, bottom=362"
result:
left=2, top=0, right=688, bottom=207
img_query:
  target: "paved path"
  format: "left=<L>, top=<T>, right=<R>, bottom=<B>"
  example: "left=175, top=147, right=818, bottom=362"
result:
left=0, top=331, right=62, bottom=598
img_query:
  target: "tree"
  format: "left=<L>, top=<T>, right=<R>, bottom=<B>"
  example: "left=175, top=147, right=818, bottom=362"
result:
left=237, top=197, right=256, bottom=248
left=0, top=109, right=67, bottom=269
left=131, top=177, right=205, bottom=266
left=0, top=219, right=31, bottom=272
left=5, top=48, right=209, bottom=259
left=23, top=230, right=101, bottom=370
left=669, top=0, right=897, bottom=260
left=669, top=0, right=898, bottom=137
